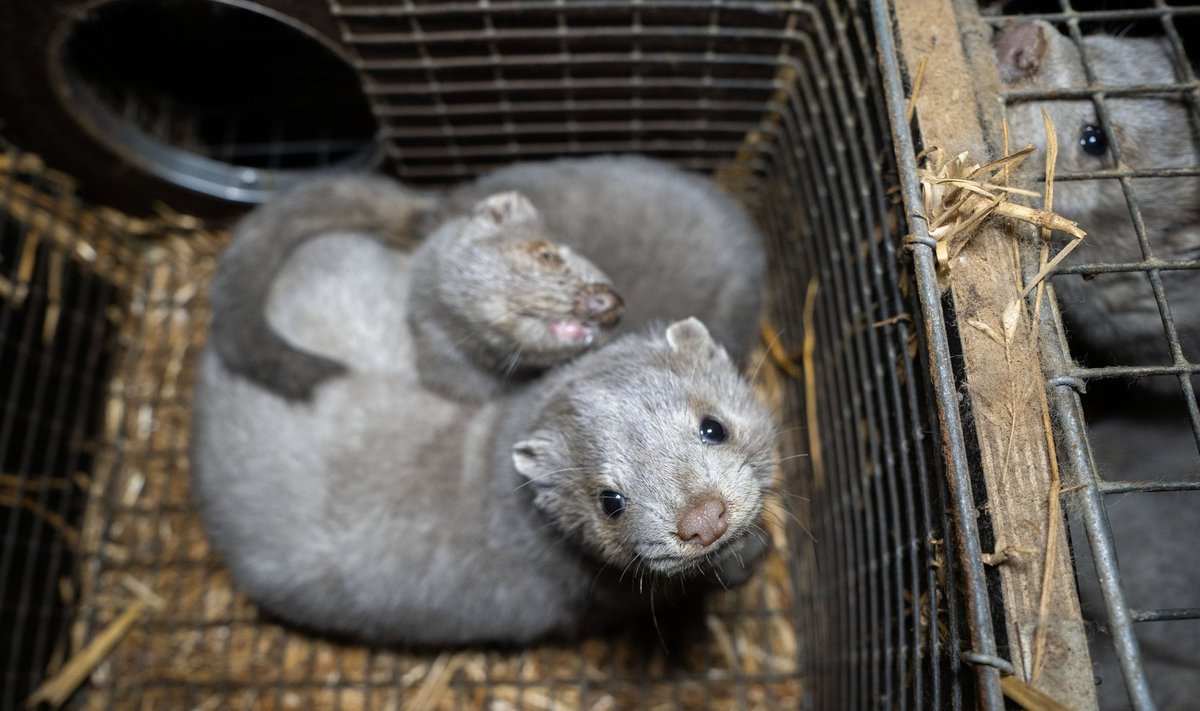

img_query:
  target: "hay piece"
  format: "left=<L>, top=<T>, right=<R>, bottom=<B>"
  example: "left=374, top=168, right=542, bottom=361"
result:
left=0, top=490, right=80, bottom=547
left=705, top=615, right=739, bottom=671
left=25, top=601, right=146, bottom=708
left=802, top=278, right=822, bottom=491
left=759, top=318, right=801, bottom=378
left=403, top=652, right=464, bottom=711
left=0, top=473, right=75, bottom=493
left=915, top=140, right=1085, bottom=290
left=1000, top=674, right=1074, bottom=711
left=871, top=312, right=912, bottom=328
left=43, top=248, right=64, bottom=346
left=15, top=220, right=39, bottom=305
left=120, top=575, right=166, bottom=611
left=905, top=56, right=930, bottom=125
left=0, top=273, right=29, bottom=303
left=1022, top=110, right=1081, bottom=298
left=1028, top=109, right=1066, bottom=686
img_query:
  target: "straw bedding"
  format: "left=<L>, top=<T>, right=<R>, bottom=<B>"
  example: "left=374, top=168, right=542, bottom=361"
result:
left=4, top=143, right=808, bottom=710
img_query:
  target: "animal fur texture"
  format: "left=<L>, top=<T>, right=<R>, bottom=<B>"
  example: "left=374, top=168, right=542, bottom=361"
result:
left=209, top=155, right=766, bottom=400
left=1071, top=414, right=1200, bottom=711
left=443, top=155, right=767, bottom=364
left=210, top=176, right=621, bottom=402
left=996, top=21, right=1200, bottom=392
left=191, top=224, right=777, bottom=644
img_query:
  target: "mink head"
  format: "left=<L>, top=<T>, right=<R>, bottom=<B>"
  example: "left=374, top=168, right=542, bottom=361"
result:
left=512, top=318, right=778, bottom=578
left=431, top=191, right=623, bottom=372
left=994, top=21, right=1199, bottom=261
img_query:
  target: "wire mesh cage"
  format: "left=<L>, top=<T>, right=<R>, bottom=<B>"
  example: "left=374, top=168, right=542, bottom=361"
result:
left=975, top=2, right=1200, bottom=709
left=891, top=0, right=1200, bottom=708
left=3, top=0, right=1196, bottom=709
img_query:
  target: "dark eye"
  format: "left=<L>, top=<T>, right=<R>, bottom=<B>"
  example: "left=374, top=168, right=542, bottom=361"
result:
left=599, top=490, right=626, bottom=519
left=699, top=416, right=728, bottom=444
left=1079, top=124, right=1107, bottom=157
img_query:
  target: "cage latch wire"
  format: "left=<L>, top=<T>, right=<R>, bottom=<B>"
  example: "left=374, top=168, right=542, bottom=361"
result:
left=961, top=650, right=1016, bottom=676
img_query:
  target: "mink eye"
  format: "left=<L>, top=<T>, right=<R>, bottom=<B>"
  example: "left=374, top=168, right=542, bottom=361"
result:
left=599, top=490, right=626, bottom=519
left=1079, top=124, right=1107, bottom=156
left=524, top=240, right=565, bottom=268
left=699, top=416, right=728, bottom=444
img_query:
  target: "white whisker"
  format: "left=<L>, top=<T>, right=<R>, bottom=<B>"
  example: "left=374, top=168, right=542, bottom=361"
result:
left=750, top=326, right=784, bottom=384
left=513, top=465, right=591, bottom=490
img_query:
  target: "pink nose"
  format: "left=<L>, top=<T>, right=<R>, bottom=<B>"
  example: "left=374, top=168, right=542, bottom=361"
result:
left=574, top=283, right=623, bottom=327
left=676, top=496, right=729, bottom=547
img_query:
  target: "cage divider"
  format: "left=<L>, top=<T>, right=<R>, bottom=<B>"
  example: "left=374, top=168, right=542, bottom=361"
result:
left=877, top=0, right=1105, bottom=706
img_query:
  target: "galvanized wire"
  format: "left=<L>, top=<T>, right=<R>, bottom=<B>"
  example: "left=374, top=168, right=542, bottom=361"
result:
left=869, top=0, right=1008, bottom=706
left=335, top=0, right=980, bottom=704
left=982, top=3, right=1200, bottom=709
left=0, top=0, right=1000, bottom=707
left=0, top=157, right=122, bottom=709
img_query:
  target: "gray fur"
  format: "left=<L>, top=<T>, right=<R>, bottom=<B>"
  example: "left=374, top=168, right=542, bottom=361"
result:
left=441, top=155, right=768, bottom=364
left=211, top=176, right=620, bottom=402
left=407, top=192, right=621, bottom=401
left=1070, top=415, right=1200, bottom=710
left=996, top=22, right=1200, bottom=390
left=193, top=223, right=776, bottom=645
left=209, top=174, right=437, bottom=401
left=998, top=26, right=1200, bottom=704
left=211, top=157, right=765, bottom=401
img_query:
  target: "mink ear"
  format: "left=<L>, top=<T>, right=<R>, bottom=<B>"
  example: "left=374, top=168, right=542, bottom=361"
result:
left=471, top=191, right=540, bottom=228
left=994, top=21, right=1050, bottom=82
left=512, top=431, right=561, bottom=481
left=665, top=317, right=728, bottom=361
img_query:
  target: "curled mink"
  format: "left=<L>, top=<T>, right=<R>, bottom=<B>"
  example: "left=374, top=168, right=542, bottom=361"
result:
left=407, top=192, right=623, bottom=401
left=213, top=156, right=767, bottom=399
left=995, top=21, right=1200, bottom=385
left=192, top=298, right=777, bottom=643
left=207, top=174, right=431, bottom=401
left=209, top=175, right=621, bottom=402
left=441, top=155, right=768, bottom=365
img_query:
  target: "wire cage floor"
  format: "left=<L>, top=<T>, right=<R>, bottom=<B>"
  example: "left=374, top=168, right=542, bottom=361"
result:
left=3, top=157, right=807, bottom=711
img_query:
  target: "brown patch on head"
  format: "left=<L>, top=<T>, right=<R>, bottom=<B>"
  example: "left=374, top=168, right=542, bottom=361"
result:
left=519, top=240, right=567, bottom=270
left=409, top=206, right=448, bottom=241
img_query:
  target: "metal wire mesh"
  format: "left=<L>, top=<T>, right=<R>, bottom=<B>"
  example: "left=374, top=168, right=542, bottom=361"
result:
left=0, top=157, right=127, bottom=708
left=0, top=0, right=988, bottom=708
left=978, top=2, right=1200, bottom=709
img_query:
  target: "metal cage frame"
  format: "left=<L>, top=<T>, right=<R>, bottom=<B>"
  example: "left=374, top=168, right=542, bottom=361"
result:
left=3, top=0, right=1196, bottom=709
left=980, top=3, right=1200, bottom=709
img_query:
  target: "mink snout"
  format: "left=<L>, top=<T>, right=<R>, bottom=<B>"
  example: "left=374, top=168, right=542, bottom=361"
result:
left=677, top=496, right=729, bottom=547
left=574, top=283, right=623, bottom=327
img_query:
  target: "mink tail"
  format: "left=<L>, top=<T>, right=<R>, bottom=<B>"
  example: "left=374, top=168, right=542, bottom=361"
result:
left=207, top=175, right=442, bottom=400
